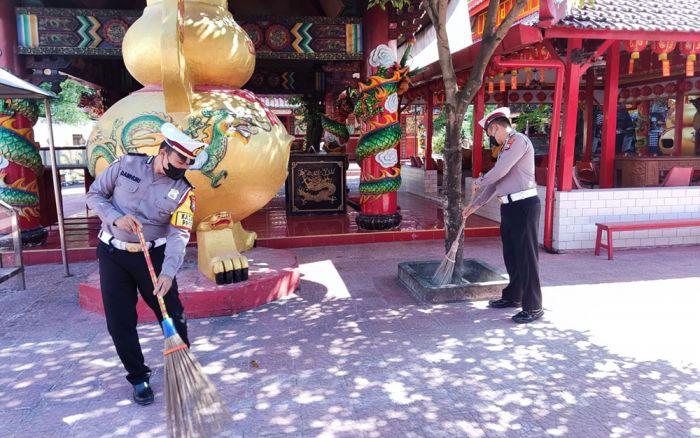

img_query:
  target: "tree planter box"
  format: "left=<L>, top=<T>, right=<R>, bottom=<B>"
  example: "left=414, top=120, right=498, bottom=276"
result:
left=398, top=259, right=508, bottom=303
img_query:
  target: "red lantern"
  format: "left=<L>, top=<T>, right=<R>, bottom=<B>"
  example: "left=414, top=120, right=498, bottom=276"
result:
left=623, top=40, right=647, bottom=74
left=532, top=44, right=553, bottom=61
left=695, top=79, right=700, bottom=90
left=679, top=42, right=700, bottom=77
left=523, top=92, right=533, bottom=103
left=651, top=41, right=677, bottom=77
left=665, top=82, right=677, bottom=94
left=620, top=89, right=631, bottom=99
left=631, top=88, right=641, bottom=98
left=536, top=91, right=547, bottom=102
left=485, top=63, right=498, bottom=94
left=520, top=48, right=535, bottom=87
left=653, top=84, right=664, bottom=95
left=484, top=93, right=491, bottom=102
left=682, top=80, right=693, bottom=92
left=509, top=92, right=519, bottom=103
left=641, top=86, right=652, bottom=96
left=435, top=92, right=445, bottom=105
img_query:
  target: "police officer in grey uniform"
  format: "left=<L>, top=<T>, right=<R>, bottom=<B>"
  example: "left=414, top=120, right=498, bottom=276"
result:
left=86, top=123, right=205, bottom=405
left=471, top=107, right=543, bottom=323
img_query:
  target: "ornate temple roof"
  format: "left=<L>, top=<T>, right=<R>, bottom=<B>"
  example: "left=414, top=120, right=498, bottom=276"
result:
left=557, top=0, right=700, bottom=33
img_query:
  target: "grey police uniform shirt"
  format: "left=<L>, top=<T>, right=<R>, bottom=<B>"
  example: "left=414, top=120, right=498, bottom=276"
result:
left=477, top=131, right=537, bottom=197
left=85, top=154, right=194, bottom=279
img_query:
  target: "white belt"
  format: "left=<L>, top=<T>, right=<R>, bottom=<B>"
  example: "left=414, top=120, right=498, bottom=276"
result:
left=99, top=230, right=166, bottom=253
left=498, top=188, right=538, bottom=204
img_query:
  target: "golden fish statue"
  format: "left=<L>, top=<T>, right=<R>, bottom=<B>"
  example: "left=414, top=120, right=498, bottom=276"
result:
left=87, top=0, right=293, bottom=283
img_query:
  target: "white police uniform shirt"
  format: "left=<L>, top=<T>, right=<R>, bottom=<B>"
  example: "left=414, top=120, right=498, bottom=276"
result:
left=477, top=131, right=537, bottom=197
left=86, top=154, right=195, bottom=278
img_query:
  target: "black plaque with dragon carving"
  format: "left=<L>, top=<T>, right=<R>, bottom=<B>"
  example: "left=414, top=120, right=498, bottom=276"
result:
left=286, top=153, right=347, bottom=214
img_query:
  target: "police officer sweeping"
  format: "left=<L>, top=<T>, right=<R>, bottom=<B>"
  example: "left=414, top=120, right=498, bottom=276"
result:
left=470, top=107, right=544, bottom=323
left=86, top=123, right=206, bottom=405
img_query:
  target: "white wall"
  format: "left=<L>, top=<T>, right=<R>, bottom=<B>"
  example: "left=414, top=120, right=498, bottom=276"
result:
left=33, top=118, right=95, bottom=147
left=465, top=176, right=700, bottom=251
left=400, top=165, right=438, bottom=197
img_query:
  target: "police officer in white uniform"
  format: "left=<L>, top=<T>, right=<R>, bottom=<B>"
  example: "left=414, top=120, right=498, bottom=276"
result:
left=86, top=123, right=205, bottom=404
left=471, top=107, right=544, bottom=323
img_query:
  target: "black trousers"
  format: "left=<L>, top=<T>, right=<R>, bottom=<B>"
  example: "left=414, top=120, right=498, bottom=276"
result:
left=97, top=242, right=189, bottom=385
left=499, top=196, right=542, bottom=311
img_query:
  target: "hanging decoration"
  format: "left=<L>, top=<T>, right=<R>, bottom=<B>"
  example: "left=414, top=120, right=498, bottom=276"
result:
left=651, top=41, right=677, bottom=77
left=485, top=63, right=498, bottom=94
left=679, top=42, right=700, bottom=77
left=532, top=44, right=553, bottom=83
left=623, top=40, right=647, bottom=74
left=520, top=48, right=535, bottom=87
left=511, top=69, right=518, bottom=90
left=499, top=72, right=506, bottom=92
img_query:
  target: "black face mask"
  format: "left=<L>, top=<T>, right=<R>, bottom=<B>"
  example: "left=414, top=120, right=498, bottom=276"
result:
left=163, top=156, right=187, bottom=180
left=489, top=135, right=499, bottom=147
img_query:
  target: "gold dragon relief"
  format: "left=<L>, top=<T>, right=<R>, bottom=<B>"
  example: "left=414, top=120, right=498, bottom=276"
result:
left=296, top=166, right=338, bottom=205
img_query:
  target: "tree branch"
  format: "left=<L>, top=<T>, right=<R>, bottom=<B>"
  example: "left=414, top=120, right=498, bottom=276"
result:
left=456, top=0, right=529, bottom=113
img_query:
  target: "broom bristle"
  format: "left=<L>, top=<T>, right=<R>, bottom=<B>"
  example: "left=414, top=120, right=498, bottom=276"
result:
left=164, top=335, right=231, bottom=438
left=431, top=244, right=458, bottom=286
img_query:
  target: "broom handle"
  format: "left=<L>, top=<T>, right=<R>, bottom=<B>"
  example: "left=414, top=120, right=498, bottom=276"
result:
left=447, top=202, right=475, bottom=253
left=137, top=229, right=170, bottom=319
left=444, top=183, right=482, bottom=255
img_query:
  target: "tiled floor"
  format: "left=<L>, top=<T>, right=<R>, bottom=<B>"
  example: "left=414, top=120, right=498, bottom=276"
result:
left=23, top=192, right=499, bottom=263
left=1, top=238, right=699, bottom=437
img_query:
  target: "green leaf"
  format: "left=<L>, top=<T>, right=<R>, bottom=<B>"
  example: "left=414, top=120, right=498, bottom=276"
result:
left=39, top=79, right=94, bottom=125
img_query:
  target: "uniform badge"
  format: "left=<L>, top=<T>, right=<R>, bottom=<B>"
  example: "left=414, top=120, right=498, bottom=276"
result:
left=171, top=189, right=194, bottom=231
left=504, top=137, right=515, bottom=151
left=167, top=188, right=180, bottom=200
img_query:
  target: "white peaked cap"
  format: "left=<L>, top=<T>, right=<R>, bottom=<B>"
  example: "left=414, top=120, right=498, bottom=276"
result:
left=478, top=107, right=512, bottom=130
left=160, top=122, right=207, bottom=159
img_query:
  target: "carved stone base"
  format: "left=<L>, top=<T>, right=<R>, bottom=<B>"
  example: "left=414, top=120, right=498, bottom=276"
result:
left=356, top=212, right=402, bottom=231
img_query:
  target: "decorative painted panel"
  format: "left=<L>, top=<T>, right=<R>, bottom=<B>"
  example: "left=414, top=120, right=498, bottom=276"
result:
left=16, top=7, right=139, bottom=56
left=239, top=17, right=362, bottom=60
left=16, top=8, right=363, bottom=60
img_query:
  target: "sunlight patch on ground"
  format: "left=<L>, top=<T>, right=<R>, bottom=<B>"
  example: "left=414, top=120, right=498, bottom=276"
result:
left=543, top=277, right=700, bottom=369
left=298, top=260, right=351, bottom=299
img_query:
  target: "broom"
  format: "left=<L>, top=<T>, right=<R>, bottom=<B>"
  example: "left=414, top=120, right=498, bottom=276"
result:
left=432, top=183, right=496, bottom=286
left=137, top=229, right=231, bottom=438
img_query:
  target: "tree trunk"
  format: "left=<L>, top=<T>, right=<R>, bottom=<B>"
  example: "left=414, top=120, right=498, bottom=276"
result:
left=420, top=0, right=529, bottom=283
left=443, top=100, right=467, bottom=281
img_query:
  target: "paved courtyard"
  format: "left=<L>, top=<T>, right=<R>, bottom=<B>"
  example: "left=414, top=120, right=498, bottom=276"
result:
left=1, top=238, right=699, bottom=437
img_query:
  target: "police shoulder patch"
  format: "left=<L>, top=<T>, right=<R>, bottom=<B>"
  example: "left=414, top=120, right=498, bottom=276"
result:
left=170, top=188, right=195, bottom=231
left=503, top=136, right=515, bottom=151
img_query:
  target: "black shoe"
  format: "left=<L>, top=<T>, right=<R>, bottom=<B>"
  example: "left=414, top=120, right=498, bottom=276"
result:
left=488, top=298, right=522, bottom=309
left=512, top=309, right=544, bottom=324
left=133, top=381, right=154, bottom=406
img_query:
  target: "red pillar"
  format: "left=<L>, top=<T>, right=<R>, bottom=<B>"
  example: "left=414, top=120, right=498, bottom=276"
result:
left=558, top=39, right=583, bottom=191
left=425, top=92, right=434, bottom=170
left=583, top=69, right=595, bottom=162
left=362, top=6, right=389, bottom=82
left=599, top=43, right=620, bottom=188
left=0, top=0, right=21, bottom=75
left=324, top=90, right=335, bottom=116
left=674, top=79, right=685, bottom=157
left=472, top=86, right=485, bottom=178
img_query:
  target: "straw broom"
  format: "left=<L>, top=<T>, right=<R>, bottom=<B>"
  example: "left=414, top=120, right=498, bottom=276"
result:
left=137, top=230, right=231, bottom=438
left=432, top=184, right=496, bottom=286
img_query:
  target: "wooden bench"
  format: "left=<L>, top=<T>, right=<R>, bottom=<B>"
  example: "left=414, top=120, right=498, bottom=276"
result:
left=595, top=219, right=700, bottom=260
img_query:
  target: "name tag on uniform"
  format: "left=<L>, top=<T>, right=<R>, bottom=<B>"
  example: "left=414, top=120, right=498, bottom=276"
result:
left=167, top=188, right=179, bottom=200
